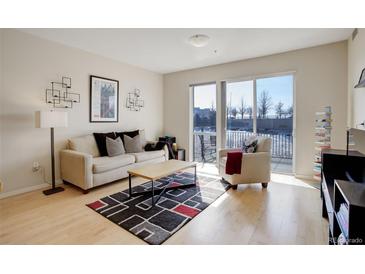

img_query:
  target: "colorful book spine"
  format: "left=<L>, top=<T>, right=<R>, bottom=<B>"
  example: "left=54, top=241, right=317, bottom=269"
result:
left=313, top=107, right=332, bottom=180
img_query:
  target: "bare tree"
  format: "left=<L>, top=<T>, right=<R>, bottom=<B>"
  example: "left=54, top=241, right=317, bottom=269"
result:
left=275, top=101, right=285, bottom=119
left=286, top=106, right=293, bottom=118
left=226, top=92, right=232, bottom=119
left=194, top=113, right=202, bottom=129
left=230, top=107, right=238, bottom=119
left=210, top=100, right=216, bottom=112
left=238, top=97, right=246, bottom=119
left=246, top=106, right=253, bottom=119
left=209, top=100, right=216, bottom=126
left=226, top=106, right=231, bottom=119
left=258, top=90, right=272, bottom=118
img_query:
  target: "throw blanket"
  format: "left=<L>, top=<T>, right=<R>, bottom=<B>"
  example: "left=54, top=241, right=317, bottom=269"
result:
left=145, top=141, right=175, bottom=159
left=225, top=150, right=243, bottom=175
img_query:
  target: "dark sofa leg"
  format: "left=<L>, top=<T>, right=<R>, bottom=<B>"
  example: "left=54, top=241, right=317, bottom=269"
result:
left=83, top=189, right=89, bottom=194
left=231, top=184, right=238, bottom=190
left=261, top=183, right=268, bottom=188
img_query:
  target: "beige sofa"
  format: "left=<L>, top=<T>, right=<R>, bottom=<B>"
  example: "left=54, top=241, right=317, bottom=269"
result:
left=60, top=132, right=168, bottom=193
left=218, top=137, right=272, bottom=189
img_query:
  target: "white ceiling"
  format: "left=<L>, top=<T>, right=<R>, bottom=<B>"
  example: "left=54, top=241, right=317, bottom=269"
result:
left=20, top=29, right=352, bottom=74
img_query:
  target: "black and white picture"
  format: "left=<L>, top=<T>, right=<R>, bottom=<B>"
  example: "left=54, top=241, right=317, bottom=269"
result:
left=90, top=75, right=119, bottom=122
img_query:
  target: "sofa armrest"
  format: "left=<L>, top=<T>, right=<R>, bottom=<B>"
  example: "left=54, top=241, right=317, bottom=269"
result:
left=163, top=144, right=169, bottom=160
left=218, top=148, right=241, bottom=159
left=60, top=149, right=93, bottom=190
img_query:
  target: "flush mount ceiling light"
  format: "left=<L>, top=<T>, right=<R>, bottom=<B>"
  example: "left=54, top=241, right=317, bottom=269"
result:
left=188, top=34, right=210, bottom=47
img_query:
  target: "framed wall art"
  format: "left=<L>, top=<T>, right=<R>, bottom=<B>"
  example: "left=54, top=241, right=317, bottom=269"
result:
left=90, top=75, right=119, bottom=122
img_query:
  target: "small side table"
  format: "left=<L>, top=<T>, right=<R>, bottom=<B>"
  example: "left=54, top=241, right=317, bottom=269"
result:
left=175, top=149, right=185, bottom=161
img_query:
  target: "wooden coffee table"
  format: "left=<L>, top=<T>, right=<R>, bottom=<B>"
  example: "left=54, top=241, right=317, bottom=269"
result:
left=127, top=159, right=197, bottom=207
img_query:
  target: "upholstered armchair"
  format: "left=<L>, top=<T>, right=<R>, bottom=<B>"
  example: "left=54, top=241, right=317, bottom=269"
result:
left=218, top=137, right=272, bottom=189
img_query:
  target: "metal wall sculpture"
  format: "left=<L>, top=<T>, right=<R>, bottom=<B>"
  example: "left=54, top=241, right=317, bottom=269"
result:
left=126, top=88, right=144, bottom=111
left=46, top=77, right=80, bottom=108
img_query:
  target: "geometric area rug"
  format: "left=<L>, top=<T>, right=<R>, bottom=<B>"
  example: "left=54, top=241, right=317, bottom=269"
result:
left=87, top=172, right=230, bottom=245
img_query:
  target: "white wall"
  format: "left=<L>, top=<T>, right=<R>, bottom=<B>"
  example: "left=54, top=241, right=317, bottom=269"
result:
left=348, top=29, right=365, bottom=129
left=0, top=29, right=164, bottom=193
left=164, top=42, right=348, bottom=177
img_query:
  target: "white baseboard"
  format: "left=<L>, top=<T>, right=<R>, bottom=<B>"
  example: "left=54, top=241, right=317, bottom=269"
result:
left=0, top=179, right=62, bottom=199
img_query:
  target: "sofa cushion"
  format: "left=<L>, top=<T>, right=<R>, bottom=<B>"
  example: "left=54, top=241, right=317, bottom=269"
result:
left=131, top=150, right=165, bottom=163
left=93, top=132, right=117, bottom=157
left=68, top=135, right=100, bottom=157
left=106, top=136, right=125, bottom=157
left=92, top=154, right=135, bottom=174
left=115, top=129, right=139, bottom=144
left=123, top=134, right=143, bottom=153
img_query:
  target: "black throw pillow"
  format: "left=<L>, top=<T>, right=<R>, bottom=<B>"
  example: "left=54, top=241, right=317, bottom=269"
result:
left=115, top=130, right=139, bottom=144
left=93, top=132, right=116, bottom=156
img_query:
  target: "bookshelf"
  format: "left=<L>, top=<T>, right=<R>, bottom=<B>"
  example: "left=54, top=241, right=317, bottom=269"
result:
left=314, top=106, right=332, bottom=181
left=320, top=149, right=365, bottom=245
left=332, top=180, right=365, bottom=244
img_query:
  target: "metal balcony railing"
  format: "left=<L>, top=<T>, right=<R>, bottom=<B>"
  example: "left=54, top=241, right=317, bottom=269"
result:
left=193, top=130, right=293, bottom=163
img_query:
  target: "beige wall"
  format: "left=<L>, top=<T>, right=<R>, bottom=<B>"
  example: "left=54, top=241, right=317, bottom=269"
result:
left=0, top=29, right=163, bottom=193
left=348, top=29, right=365, bottom=129
left=0, top=29, right=3, bottom=180
left=164, top=42, right=348, bottom=177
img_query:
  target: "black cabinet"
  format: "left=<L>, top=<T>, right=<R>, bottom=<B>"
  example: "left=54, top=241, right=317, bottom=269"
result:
left=321, top=149, right=365, bottom=245
left=333, top=180, right=365, bottom=244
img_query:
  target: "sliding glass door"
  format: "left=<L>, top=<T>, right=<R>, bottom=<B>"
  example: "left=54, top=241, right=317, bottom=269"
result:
left=192, top=83, right=217, bottom=163
left=224, top=74, right=294, bottom=174
left=225, top=80, right=254, bottom=148
left=256, top=75, right=293, bottom=173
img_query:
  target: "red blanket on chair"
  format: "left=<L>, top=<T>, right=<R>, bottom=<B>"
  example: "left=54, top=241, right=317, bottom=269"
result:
left=225, top=150, right=243, bottom=175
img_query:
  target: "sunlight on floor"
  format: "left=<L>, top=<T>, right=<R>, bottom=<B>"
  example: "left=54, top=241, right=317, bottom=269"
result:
left=271, top=173, right=318, bottom=189
left=197, top=163, right=219, bottom=177
left=196, top=162, right=319, bottom=190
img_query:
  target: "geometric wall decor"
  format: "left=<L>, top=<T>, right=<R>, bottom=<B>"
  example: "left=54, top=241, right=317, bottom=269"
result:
left=126, top=88, right=144, bottom=111
left=46, top=76, right=80, bottom=108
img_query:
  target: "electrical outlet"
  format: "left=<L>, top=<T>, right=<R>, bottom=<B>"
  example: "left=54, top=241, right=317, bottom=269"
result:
left=32, top=161, right=40, bottom=172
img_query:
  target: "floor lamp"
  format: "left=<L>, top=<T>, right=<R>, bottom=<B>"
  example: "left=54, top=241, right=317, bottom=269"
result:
left=35, top=110, right=68, bottom=195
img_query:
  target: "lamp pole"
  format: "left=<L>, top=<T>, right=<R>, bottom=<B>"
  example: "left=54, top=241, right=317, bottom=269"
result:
left=43, top=127, right=64, bottom=195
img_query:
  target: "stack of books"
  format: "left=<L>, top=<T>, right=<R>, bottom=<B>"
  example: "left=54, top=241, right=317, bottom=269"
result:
left=313, top=106, right=332, bottom=181
left=337, top=203, right=349, bottom=239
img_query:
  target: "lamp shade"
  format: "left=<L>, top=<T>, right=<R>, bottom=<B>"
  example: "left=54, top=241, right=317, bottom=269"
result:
left=35, top=110, right=68, bottom=128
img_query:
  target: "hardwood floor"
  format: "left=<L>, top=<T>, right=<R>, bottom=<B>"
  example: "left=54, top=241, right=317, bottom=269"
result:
left=0, top=170, right=328, bottom=244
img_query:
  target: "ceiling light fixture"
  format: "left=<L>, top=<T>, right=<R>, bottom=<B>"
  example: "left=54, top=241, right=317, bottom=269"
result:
left=188, top=34, right=210, bottom=47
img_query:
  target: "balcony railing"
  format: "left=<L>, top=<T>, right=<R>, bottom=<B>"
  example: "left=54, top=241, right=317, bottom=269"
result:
left=193, top=131, right=217, bottom=163
left=193, top=130, right=293, bottom=163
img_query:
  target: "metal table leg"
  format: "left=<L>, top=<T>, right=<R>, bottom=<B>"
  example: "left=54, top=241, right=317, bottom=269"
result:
left=151, top=179, right=155, bottom=206
left=128, top=166, right=198, bottom=208
left=194, top=165, right=197, bottom=185
left=128, top=174, right=132, bottom=198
